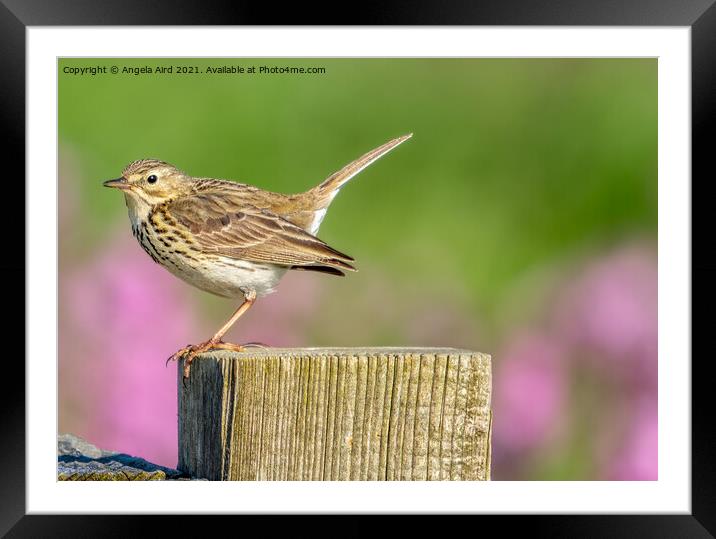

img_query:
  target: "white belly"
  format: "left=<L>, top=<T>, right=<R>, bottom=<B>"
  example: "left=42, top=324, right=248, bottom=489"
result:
left=168, top=256, right=288, bottom=299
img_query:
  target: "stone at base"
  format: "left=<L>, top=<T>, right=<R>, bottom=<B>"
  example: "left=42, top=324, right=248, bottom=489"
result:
left=57, top=433, right=190, bottom=481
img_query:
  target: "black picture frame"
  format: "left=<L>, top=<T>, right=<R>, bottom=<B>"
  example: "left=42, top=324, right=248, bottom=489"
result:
left=3, top=1, right=713, bottom=536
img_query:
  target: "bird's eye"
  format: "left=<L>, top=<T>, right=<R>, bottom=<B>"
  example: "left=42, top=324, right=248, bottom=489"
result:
left=147, top=174, right=158, bottom=184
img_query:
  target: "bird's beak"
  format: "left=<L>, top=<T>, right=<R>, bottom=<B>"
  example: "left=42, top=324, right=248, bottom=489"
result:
left=103, top=177, right=130, bottom=190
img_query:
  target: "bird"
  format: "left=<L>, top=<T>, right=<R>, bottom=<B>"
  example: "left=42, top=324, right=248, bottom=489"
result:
left=103, top=133, right=412, bottom=381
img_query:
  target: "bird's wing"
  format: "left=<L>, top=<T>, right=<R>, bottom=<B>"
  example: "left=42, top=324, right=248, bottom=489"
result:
left=165, top=193, right=356, bottom=271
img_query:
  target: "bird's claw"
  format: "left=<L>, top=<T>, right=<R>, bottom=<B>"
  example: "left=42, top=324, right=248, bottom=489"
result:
left=167, top=340, right=273, bottom=387
left=166, top=341, right=216, bottom=385
left=166, top=344, right=192, bottom=368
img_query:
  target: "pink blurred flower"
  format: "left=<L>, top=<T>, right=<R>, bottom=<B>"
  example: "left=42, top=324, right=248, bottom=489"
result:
left=555, top=244, right=657, bottom=387
left=493, top=331, right=567, bottom=455
left=60, top=230, right=203, bottom=467
left=546, top=242, right=658, bottom=480
left=605, top=396, right=658, bottom=480
left=489, top=242, right=658, bottom=479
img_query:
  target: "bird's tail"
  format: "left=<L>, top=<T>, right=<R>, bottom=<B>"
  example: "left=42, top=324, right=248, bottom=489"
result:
left=307, top=133, right=412, bottom=209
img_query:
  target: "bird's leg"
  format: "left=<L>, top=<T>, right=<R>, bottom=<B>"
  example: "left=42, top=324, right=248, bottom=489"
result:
left=210, top=289, right=258, bottom=343
left=167, top=289, right=258, bottom=381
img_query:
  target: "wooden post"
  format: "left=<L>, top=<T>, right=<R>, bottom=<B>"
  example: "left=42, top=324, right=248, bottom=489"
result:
left=178, top=348, right=491, bottom=480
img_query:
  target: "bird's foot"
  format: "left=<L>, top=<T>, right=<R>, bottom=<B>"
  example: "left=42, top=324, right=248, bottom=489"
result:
left=165, top=339, right=225, bottom=385
left=166, top=340, right=271, bottom=386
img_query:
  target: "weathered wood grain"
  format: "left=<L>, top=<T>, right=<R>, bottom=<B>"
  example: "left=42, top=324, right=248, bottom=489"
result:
left=178, top=348, right=491, bottom=481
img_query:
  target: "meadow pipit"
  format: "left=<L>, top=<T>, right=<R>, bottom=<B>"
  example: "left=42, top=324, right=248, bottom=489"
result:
left=104, top=134, right=412, bottom=380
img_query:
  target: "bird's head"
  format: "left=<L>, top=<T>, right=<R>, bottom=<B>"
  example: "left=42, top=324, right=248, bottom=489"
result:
left=103, top=159, right=194, bottom=205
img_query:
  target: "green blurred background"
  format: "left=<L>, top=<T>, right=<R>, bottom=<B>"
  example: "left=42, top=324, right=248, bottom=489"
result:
left=59, top=58, right=657, bottom=479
